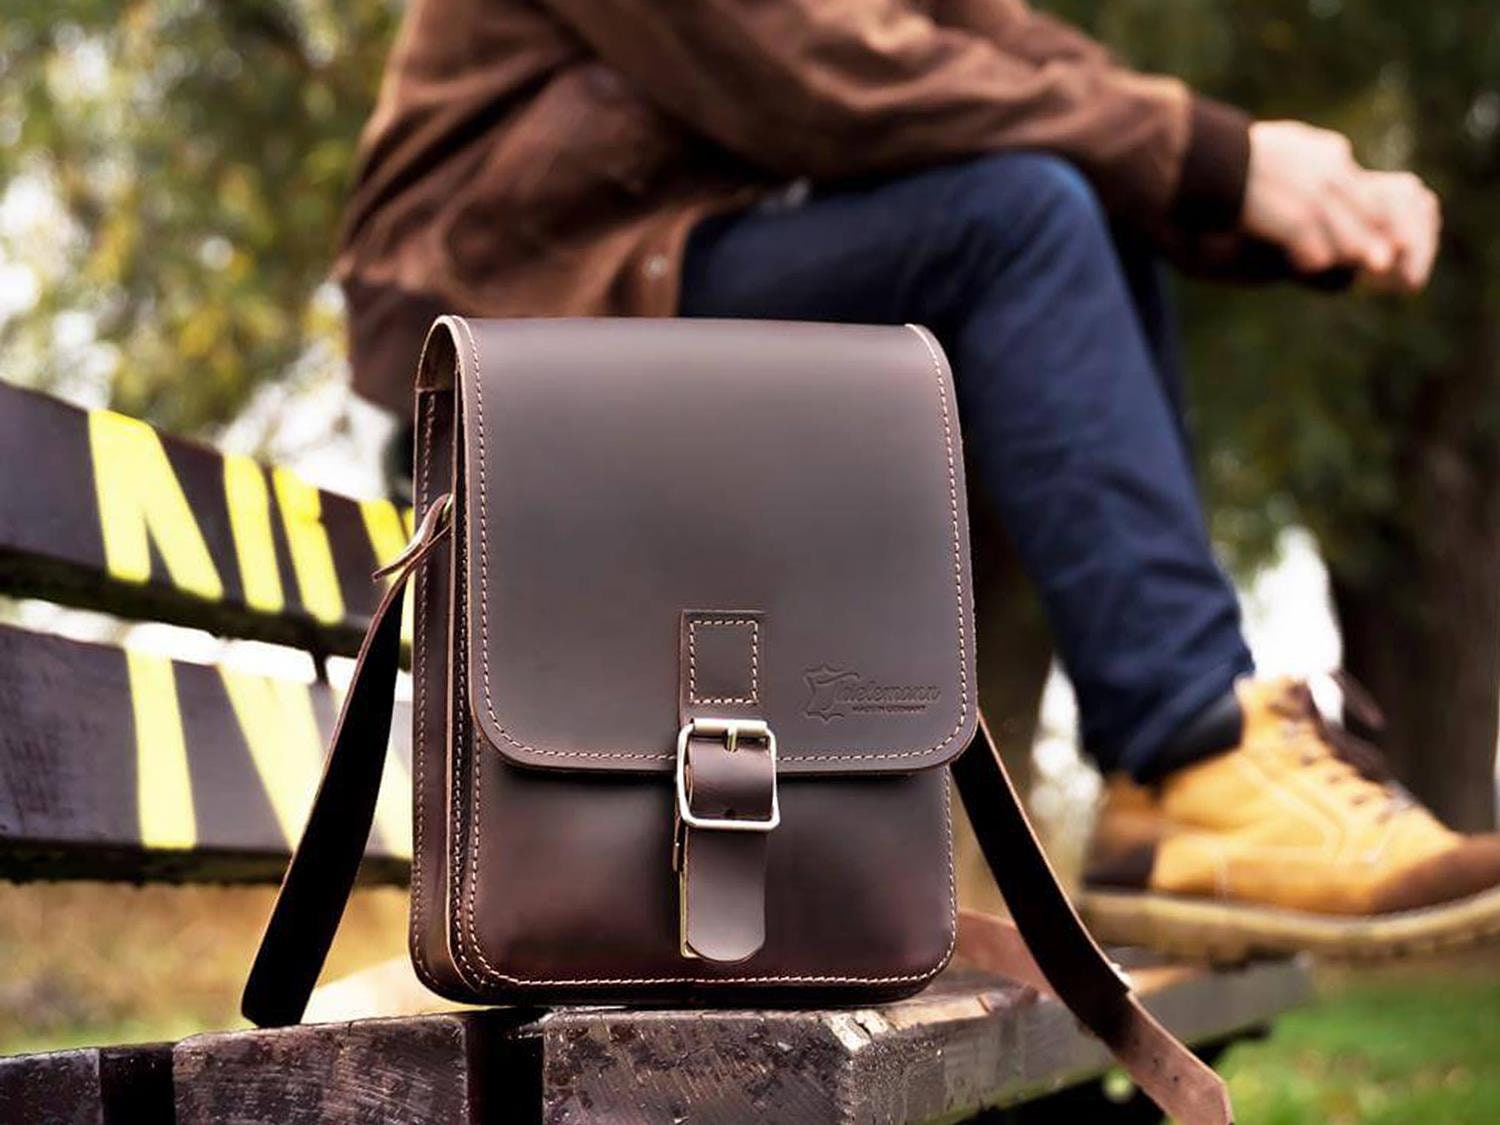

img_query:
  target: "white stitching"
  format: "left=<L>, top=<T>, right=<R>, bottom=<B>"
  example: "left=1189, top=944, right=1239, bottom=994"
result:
left=462, top=317, right=971, bottom=764
left=450, top=487, right=501, bottom=992
left=435, top=364, right=499, bottom=993
left=688, top=617, right=759, bottom=706
left=408, top=391, right=444, bottom=993
left=455, top=535, right=491, bottom=990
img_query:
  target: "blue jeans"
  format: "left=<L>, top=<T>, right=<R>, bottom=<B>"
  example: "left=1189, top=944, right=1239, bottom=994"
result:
left=679, top=154, right=1254, bottom=777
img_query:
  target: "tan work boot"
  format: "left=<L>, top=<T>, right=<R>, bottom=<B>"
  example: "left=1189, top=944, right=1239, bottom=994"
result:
left=1079, top=678, right=1500, bottom=961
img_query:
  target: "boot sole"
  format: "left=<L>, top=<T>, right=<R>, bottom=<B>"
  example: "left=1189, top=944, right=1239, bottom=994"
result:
left=1078, top=884, right=1500, bottom=964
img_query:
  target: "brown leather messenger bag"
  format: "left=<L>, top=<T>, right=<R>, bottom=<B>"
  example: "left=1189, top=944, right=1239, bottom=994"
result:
left=243, top=317, right=1232, bottom=1123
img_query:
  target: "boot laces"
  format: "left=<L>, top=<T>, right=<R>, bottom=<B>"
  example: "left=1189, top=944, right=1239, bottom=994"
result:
left=1269, top=676, right=1415, bottom=823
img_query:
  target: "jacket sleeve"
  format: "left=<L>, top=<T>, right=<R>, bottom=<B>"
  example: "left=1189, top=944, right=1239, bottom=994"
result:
left=929, top=0, right=1251, bottom=229
left=539, top=0, right=1247, bottom=228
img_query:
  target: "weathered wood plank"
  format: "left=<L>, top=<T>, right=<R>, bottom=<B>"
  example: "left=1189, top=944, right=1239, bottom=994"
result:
left=0, top=380, right=410, bottom=654
left=173, top=1011, right=540, bottom=1125
left=533, top=959, right=1309, bottom=1124
left=0, top=1042, right=173, bottom=1125
left=0, top=623, right=410, bottom=882
left=166, top=958, right=1308, bottom=1124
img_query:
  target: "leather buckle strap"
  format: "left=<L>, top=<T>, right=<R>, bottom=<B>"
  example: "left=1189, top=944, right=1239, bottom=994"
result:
left=674, top=614, right=776, bottom=965
left=674, top=721, right=777, bottom=964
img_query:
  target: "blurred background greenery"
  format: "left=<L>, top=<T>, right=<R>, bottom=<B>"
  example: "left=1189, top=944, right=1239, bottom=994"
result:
left=2, top=1, right=1499, bottom=1120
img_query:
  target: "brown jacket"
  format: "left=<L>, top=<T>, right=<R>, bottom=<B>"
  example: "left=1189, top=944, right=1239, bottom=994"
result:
left=339, top=0, right=1251, bottom=411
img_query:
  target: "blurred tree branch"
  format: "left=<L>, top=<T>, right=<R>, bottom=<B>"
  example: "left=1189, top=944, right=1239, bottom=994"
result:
left=0, top=0, right=399, bottom=433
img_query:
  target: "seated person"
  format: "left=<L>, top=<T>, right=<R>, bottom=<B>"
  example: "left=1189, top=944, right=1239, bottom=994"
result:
left=336, top=0, right=1489, bottom=958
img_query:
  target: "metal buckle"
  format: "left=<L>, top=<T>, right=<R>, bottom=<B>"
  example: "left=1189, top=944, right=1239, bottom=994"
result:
left=675, top=718, right=780, bottom=832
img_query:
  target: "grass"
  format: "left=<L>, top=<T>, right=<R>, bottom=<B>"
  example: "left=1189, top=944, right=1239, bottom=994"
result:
left=1220, top=952, right=1500, bottom=1125
left=0, top=883, right=407, bottom=1055
left=0, top=883, right=1497, bottom=1123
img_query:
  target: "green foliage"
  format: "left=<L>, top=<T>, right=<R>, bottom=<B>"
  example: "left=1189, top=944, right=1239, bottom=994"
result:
left=0, top=0, right=397, bottom=434
left=1054, top=0, right=1500, bottom=578
left=1220, top=966, right=1500, bottom=1123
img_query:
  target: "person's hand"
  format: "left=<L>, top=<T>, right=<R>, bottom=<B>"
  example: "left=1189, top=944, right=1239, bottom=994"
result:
left=1354, top=170, right=1442, bottom=292
left=1243, top=121, right=1440, bottom=292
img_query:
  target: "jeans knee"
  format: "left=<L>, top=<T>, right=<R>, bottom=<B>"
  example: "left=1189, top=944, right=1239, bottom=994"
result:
left=951, top=152, right=1110, bottom=258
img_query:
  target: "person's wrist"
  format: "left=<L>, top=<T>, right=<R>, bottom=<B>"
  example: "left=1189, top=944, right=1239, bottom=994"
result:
left=1172, top=96, right=1252, bottom=232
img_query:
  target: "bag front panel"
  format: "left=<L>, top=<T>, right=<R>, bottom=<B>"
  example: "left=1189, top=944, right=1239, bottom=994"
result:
left=438, top=425, right=952, bottom=1002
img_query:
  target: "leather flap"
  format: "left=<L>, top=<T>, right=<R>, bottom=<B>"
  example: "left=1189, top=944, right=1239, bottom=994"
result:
left=444, top=317, right=976, bottom=776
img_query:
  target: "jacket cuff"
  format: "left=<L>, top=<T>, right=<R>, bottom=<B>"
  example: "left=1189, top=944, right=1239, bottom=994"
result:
left=1171, top=95, right=1251, bottom=231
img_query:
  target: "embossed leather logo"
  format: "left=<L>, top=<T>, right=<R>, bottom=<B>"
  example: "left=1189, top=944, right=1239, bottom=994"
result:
left=803, top=665, right=942, bottom=722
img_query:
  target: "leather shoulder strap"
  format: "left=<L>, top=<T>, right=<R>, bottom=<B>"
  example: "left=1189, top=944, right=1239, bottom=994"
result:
left=240, top=504, right=1229, bottom=1123
left=240, top=497, right=450, bottom=1028
left=952, top=717, right=1233, bottom=1124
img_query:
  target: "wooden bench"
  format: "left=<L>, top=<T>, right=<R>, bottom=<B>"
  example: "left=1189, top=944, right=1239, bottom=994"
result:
left=0, top=379, right=1311, bottom=1123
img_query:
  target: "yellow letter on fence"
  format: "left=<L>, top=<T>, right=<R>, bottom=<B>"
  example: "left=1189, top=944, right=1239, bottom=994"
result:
left=224, top=454, right=285, bottom=614
left=222, top=669, right=413, bottom=859
left=125, top=649, right=198, bottom=850
left=272, top=467, right=345, bottom=626
left=89, top=411, right=224, bottom=601
left=360, top=497, right=416, bottom=645
left=359, top=498, right=408, bottom=572
left=219, top=669, right=326, bottom=846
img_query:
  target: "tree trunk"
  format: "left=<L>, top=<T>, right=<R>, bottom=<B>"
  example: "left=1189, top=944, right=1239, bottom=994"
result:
left=1332, top=565, right=1499, bottom=832
left=1329, top=407, right=1500, bottom=832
